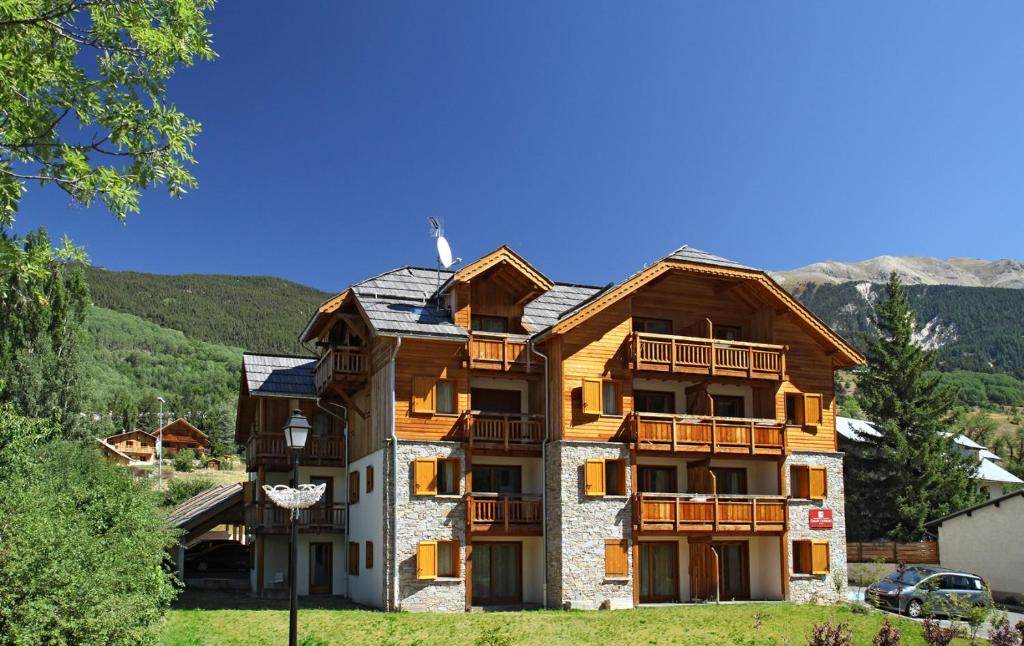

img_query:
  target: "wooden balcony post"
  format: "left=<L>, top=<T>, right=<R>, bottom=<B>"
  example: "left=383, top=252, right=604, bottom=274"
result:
left=752, top=499, right=757, bottom=532
left=504, top=497, right=510, bottom=533
left=670, top=337, right=676, bottom=373
left=502, top=337, right=509, bottom=371
left=747, top=346, right=753, bottom=378
left=780, top=348, right=788, bottom=380
left=749, top=420, right=756, bottom=453
left=671, top=416, right=677, bottom=453
left=710, top=417, right=717, bottom=454
left=674, top=496, right=680, bottom=532
left=503, top=416, right=509, bottom=451
left=713, top=498, right=719, bottom=532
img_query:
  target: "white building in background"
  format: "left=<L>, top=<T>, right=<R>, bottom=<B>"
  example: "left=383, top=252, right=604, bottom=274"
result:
left=835, top=416, right=1023, bottom=500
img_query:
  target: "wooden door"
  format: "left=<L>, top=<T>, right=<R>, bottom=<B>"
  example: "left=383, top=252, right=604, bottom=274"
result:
left=688, top=541, right=719, bottom=601
left=638, top=543, right=678, bottom=603
left=309, top=542, right=332, bottom=595
left=687, top=462, right=716, bottom=494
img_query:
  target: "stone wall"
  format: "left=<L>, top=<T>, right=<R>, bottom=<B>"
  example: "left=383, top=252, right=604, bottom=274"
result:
left=547, top=441, right=633, bottom=609
left=785, top=451, right=848, bottom=604
left=394, top=440, right=466, bottom=612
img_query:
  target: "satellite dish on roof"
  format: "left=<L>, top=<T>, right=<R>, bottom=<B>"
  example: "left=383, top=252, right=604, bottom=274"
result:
left=437, top=235, right=454, bottom=269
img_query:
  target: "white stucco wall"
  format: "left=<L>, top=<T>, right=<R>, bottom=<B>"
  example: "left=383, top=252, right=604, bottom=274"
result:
left=936, top=494, right=1024, bottom=599
left=748, top=536, right=783, bottom=600
left=348, top=449, right=386, bottom=608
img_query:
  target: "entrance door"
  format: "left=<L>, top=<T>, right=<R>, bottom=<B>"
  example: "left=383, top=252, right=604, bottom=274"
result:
left=688, top=541, right=719, bottom=601
left=472, top=542, right=522, bottom=605
left=716, top=542, right=749, bottom=600
left=638, top=543, right=678, bottom=603
left=309, top=542, right=333, bottom=594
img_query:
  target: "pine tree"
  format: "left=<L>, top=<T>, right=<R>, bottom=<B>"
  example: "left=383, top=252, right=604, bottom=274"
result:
left=852, top=272, right=980, bottom=541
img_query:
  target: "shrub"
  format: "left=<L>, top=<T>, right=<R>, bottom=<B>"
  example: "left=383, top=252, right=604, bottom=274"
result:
left=848, top=602, right=871, bottom=615
left=989, top=615, right=1022, bottom=646
left=921, top=619, right=961, bottom=646
left=808, top=621, right=853, bottom=646
left=0, top=440, right=178, bottom=644
left=173, top=448, right=196, bottom=472
left=164, top=477, right=216, bottom=507
left=873, top=619, right=902, bottom=646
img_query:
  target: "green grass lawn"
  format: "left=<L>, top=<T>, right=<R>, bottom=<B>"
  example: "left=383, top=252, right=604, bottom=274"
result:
left=163, top=602, right=966, bottom=646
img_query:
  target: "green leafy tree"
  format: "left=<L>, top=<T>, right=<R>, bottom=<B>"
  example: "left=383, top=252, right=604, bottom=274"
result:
left=0, top=427, right=178, bottom=644
left=0, top=229, right=89, bottom=435
left=0, top=0, right=215, bottom=284
left=957, top=410, right=999, bottom=446
left=849, top=273, right=980, bottom=541
left=172, top=447, right=195, bottom=472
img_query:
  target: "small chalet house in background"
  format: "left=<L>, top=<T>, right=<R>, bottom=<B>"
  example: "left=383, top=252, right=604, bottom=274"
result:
left=96, top=419, right=208, bottom=468
left=235, top=245, right=863, bottom=610
left=99, top=429, right=157, bottom=464
left=156, top=418, right=209, bottom=457
left=836, top=417, right=1023, bottom=500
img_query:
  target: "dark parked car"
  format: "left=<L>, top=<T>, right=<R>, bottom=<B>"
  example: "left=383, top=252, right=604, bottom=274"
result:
left=866, top=565, right=988, bottom=618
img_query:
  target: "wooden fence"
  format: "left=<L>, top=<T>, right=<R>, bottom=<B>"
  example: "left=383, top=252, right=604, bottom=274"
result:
left=847, top=541, right=939, bottom=564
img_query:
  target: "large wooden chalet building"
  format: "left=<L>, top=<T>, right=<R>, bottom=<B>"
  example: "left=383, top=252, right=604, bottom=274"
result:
left=235, top=244, right=862, bottom=610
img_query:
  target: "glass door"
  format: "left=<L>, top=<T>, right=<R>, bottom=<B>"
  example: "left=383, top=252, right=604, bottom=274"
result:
left=638, top=542, right=678, bottom=603
left=716, top=542, right=749, bottom=600
left=309, top=542, right=332, bottom=594
left=472, top=542, right=522, bottom=605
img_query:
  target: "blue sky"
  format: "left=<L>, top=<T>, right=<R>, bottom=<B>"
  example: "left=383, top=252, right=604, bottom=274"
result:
left=17, top=2, right=1024, bottom=292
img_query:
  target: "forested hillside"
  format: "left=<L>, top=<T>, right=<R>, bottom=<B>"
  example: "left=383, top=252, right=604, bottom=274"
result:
left=793, top=282, right=1024, bottom=380
left=82, top=306, right=243, bottom=451
left=84, top=266, right=330, bottom=354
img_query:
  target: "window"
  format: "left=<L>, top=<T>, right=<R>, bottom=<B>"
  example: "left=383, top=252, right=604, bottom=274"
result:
left=713, top=325, right=741, bottom=341
left=471, top=465, right=522, bottom=494
left=785, top=393, right=823, bottom=427
left=471, top=315, right=509, bottom=333
left=413, top=457, right=460, bottom=496
left=793, top=540, right=830, bottom=575
left=349, top=470, right=360, bottom=504
left=416, top=540, right=460, bottom=579
left=790, top=465, right=827, bottom=500
left=366, top=465, right=374, bottom=493
left=348, top=541, right=359, bottom=576
left=604, top=539, right=629, bottom=577
left=713, top=395, right=745, bottom=418
left=582, top=378, right=621, bottom=416
left=639, top=466, right=675, bottom=493
left=712, top=468, right=747, bottom=495
left=412, top=377, right=457, bottom=415
left=634, top=390, right=675, bottom=414
left=365, top=541, right=373, bottom=569
left=312, top=412, right=331, bottom=435
left=633, top=318, right=673, bottom=334
left=585, top=458, right=626, bottom=496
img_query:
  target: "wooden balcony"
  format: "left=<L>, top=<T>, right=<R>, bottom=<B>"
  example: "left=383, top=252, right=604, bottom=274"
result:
left=467, top=494, right=543, bottom=535
left=245, top=433, right=344, bottom=471
left=634, top=493, right=787, bottom=534
left=463, top=412, right=544, bottom=453
left=631, top=333, right=786, bottom=381
left=245, top=502, right=346, bottom=534
left=314, top=345, right=368, bottom=395
left=632, top=412, right=786, bottom=456
left=467, top=333, right=538, bottom=372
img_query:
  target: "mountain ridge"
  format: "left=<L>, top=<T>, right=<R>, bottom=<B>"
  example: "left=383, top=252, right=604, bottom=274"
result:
left=772, top=255, right=1024, bottom=289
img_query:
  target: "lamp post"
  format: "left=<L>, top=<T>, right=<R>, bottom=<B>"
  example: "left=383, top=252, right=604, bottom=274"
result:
left=157, top=396, right=166, bottom=488
left=262, top=409, right=321, bottom=646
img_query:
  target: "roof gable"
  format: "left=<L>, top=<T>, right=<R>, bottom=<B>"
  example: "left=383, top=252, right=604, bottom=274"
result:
left=448, top=245, right=553, bottom=293
left=156, top=418, right=209, bottom=440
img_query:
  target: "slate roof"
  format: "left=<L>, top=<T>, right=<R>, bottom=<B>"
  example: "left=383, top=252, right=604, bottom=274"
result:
left=242, top=353, right=317, bottom=398
left=977, top=458, right=1024, bottom=485
left=521, top=283, right=606, bottom=332
left=166, top=483, right=243, bottom=529
left=664, top=244, right=751, bottom=270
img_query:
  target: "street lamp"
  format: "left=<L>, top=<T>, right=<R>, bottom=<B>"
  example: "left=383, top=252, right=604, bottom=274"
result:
left=157, top=396, right=166, bottom=489
left=262, top=409, right=323, bottom=646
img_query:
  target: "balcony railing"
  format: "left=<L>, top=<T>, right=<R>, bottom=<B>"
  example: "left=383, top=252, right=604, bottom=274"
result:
left=632, top=412, right=786, bottom=456
left=467, top=333, right=536, bottom=371
left=463, top=412, right=544, bottom=450
left=631, top=333, right=786, bottom=380
left=467, top=494, right=543, bottom=534
left=314, top=345, right=368, bottom=394
left=246, top=433, right=344, bottom=469
left=245, top=502, right=346, bottom=533
left=634, top=493, right=787, bottom=533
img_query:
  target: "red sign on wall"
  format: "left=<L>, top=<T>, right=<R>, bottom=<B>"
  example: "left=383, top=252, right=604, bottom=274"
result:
left=809, top=509, right=833, bottom=529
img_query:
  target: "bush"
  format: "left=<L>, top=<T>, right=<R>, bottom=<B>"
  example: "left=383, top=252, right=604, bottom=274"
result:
left=173, top=448, right=196, bottom=472
left=989, top=615, right=1022, bottom=646
left=0, top=439, right=178, bottom=644
left=808, top=621, right=853, bottom=646
left=921, top=619, right=961, bottom=646
left=873, top=619, right=901, bottom=646
left=164, top=477, right=216, bottom=507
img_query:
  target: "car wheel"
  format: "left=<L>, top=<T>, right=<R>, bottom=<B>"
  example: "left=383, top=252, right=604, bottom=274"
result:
left=906, top=599, right=923, bottom=618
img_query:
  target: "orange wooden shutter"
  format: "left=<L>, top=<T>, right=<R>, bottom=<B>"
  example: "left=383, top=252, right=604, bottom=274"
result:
left=413, top=458, right=438, bottom=495
left=349, top=470, right=360, bottom=503
left=811, top=541, right=830, bottom=574
left=584, top=459, right=606, bottom=496
left=809, top=466, right=828, bottom=500
left=365, top=541, right=373, bottom=569
left=804, top=394, right=822, bottom=426
left=604, top=540, right=628, bottom=577
left=582, top=378, right=603, bottom=415
left=412, top=377, right=436, bottom=413
left=416, top=541, right=437, bottom=579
